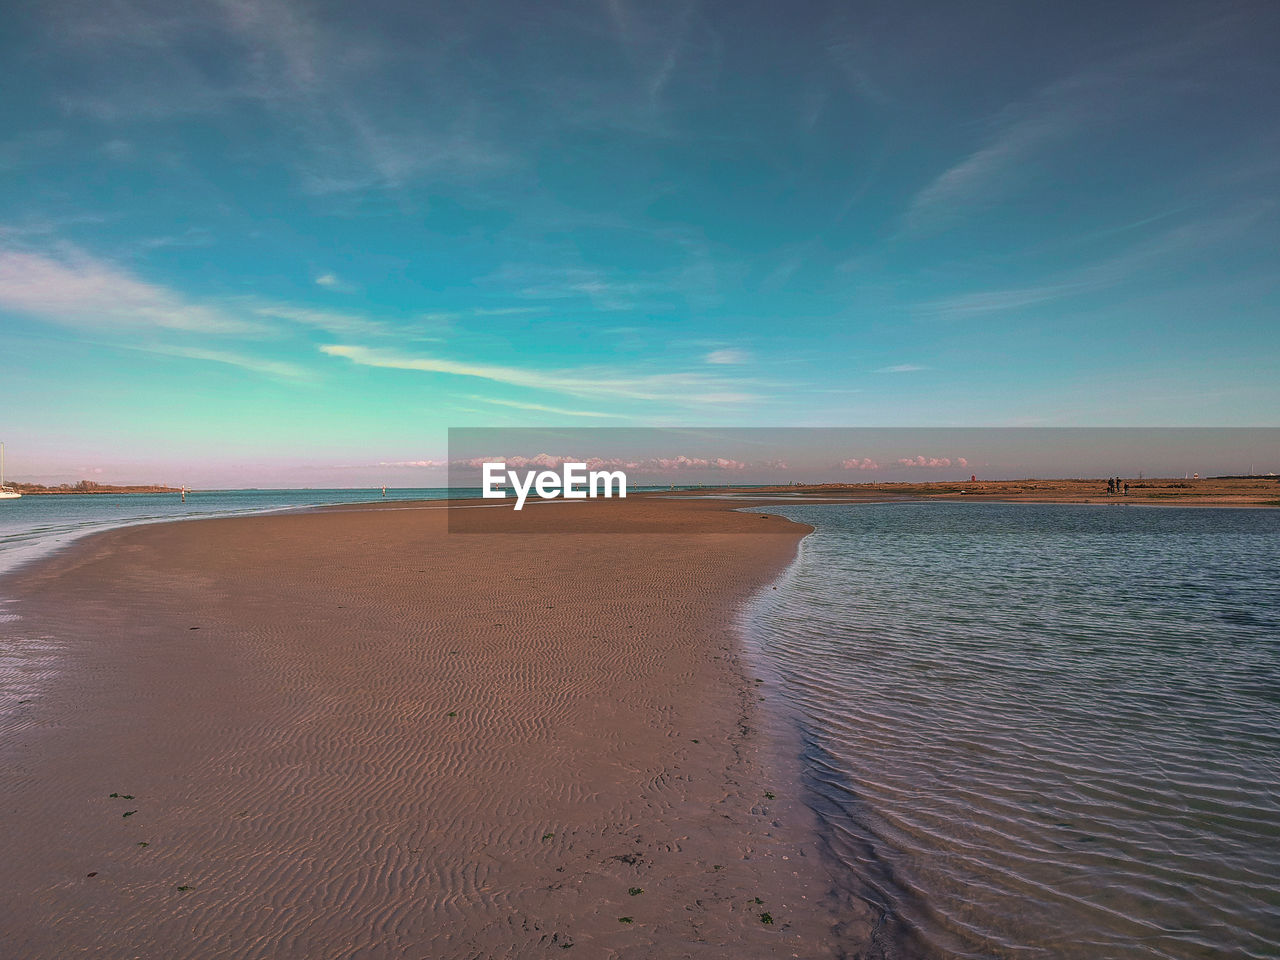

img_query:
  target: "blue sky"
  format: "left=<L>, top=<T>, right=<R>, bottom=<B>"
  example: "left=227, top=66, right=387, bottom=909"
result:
left=1, top=0, right=1278, bottom=485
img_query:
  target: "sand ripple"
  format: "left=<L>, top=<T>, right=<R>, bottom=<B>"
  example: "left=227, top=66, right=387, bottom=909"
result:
left=0, top=499, right=850, bottom=958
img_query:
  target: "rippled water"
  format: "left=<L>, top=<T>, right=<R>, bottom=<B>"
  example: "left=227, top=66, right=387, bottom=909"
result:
left=0, top=488, right=464, bottom=577
left=746, top=502, right=1280, bottom=960
left=0, top=485, right=701, bottom=576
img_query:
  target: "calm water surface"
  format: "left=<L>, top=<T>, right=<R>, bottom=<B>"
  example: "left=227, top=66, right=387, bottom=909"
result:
left=0, top=484, right=696, bottom=577
left=0, top=488, right=462, bottom=577
left=746, top=502, right=1280, bottom=960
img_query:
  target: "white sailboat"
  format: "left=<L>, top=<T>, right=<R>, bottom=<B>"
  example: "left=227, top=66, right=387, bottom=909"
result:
left=0, top=442, right=21, bottom=499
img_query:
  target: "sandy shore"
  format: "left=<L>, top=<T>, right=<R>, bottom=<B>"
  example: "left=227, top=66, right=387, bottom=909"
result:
left=0, top=496, right=862, bottom=959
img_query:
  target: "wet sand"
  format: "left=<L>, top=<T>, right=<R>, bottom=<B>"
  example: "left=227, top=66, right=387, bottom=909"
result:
left=0, top=496, right=861, bottom=959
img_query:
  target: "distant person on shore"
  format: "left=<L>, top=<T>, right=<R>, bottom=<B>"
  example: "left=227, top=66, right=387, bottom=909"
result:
left=1107, top=478, right=1115, bottom=495
left=1124, top=482, right=1129, bottom=496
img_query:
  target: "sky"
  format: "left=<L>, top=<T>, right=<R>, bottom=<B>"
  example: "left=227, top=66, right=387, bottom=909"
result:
left=1, top=0, right=1278, bottom=486
left=447, top=429, right=1280, bottom=486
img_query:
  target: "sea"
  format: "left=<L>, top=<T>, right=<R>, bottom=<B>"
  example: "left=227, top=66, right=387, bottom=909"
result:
left=0, top=485, right=711, bottom=577
left=744, top=501, right=1280, bottom=959
left=2, top=492, right=1276, bottom=957
left=0, top=488, right=463, bottom=578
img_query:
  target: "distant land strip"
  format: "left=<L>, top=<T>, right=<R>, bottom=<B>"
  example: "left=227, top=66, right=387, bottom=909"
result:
left=708, top=476, right=1280, bottom=506
left=8, top=481, right=182, bottom=495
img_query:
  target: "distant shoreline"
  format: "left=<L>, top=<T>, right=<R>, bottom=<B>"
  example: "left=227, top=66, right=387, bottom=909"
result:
left=5, top=476, right=1277, bottom=504
left=7, top=484, right=182, bottom=496
left=691, top=476, right=1280, bottom=508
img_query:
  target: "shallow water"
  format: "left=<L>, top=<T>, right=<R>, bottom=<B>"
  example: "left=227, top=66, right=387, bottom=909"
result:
left=746, top=502, right=1280, bottom=959
left=0, top=488, right=463, bottom=577
left=0, top=484, right=700, bottom=577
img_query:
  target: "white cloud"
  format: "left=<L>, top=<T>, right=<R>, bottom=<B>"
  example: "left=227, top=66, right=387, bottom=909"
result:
left=419, top=306, right=541, bottom=324
left=99, top=139, right=136, bottom=161
left=320, top=343, right=760, bottom=404
left=917, top=286, right=1077, bottom=319
left=519, top=275, right=643, bottom=311
left=874, top=364, right=927, bottom=373
left=470, top=306, right=543, bottom=317
left=902, top=37, right=1214, bottom=236
left=53, top=0, right=511, bottom=194
left=0, top=248, right=262, bottom=334
left=918, top=209, right=1264, bottom=321
left=466, top=396, right=624, bottom=419
left=0, top=246, right=435, bottom=346
left=646, top=456, right=747, bottom=470
left=122, top=343, right=310, bottom=380
left=705, top=348, right=751, bottom=365
left=897, top=456, right=968, bottom=469
left=904, top=110, right=1069, bottom=235
left=253, top=303, right=389, bottom=337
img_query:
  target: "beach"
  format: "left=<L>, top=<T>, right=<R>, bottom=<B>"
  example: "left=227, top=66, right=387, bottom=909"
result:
left=6, top=0, right=1276, bottom=953
left=5, top=488, right=1276, bottom=960
left=0, top=496, right=856, bottom=959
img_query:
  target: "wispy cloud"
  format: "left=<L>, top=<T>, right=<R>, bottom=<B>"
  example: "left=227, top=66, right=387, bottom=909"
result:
left=705, top=348, right=751, bottom=364
left=470, top=306, right=543, bottom=317
left=489, top=249, right=724, bottom=314
left=319, top=343, right=760, bottom=404
left=51, top=0, right=510, bottom=194
left=418, top=306, right=541, bottom=325
left=252, top=303, right=393, bottom=338
left=874, top=363, right=927, bottom=373
left=904, top=107, right=1073, bottom=235
left=917, top=285, right=1079, bottom=319
left=0, top=245, right=431, bottom=346
left=515, top=269, right=646, bottom=311
left=464, top=396, right=625, bottom=419
left=902, top=33, right=1223, bottom=235
left=0, top=130, right=67, bottom=173
left=919, top=208, right=1266, bottom=320
left=0, top=243, right=464, bottom=382
left=644, top=2, right=695, bottom=109
left=0, top=247, right=262, bottom=334
left=119, top=342, right=310, bottom=380
left=583, top=0, right=723, bottom=136
left=135, top=227, right=215, bottom=252
left=297, top=131, right=510, bottom=196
